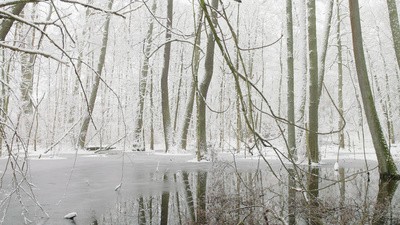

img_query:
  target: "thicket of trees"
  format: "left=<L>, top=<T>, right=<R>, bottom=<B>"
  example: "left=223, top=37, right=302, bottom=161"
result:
left=1, top=0, right=400, bottom=178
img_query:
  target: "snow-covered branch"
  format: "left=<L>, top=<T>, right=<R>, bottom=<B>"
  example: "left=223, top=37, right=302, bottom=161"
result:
left=59, top=0, right=126, bottom=19
left=0, top=0, right=47, bottom=8
left=0, top=42, right=67, bottom=64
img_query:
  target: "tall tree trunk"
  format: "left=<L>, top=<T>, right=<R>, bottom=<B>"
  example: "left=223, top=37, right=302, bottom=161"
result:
left=235, top=5, right=242, bottom=153
left=173, top=52, right=184, bottom=132
left=150, top=71, right=155, bottom=150
left=198, top=0, right=219, bottom=160
left=179, top=7, right=203, bottom=150
left=297, top=0, right=308, bottom=149
left=386, top=0, right=400, bottom=72
left=161, top=0, right=174, bottom=152
left=0, top=49, right=11, bottom=157
left=20, top=8, right=36, bottom=115
left=77, top=0, right=114, bottom=149
left=349, top=0, right=398, bottom=179
left=69, top=0, right=92, bottom=124
left=307, top=0, right=319, bottom=163
left=286, top=0, right=296, bottom=160
left=133, top=0, right=157, bottom=150
left=317, top=0, right=334, bottom=101
left=337, top=0, right=345, bottom=148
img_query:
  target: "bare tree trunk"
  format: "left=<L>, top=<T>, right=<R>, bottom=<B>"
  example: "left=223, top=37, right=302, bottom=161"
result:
left=386, top=0, right=400, bottom=72
left=133, top=0, right=157, bottom=150
left=179, top=8, right=202, bottom=150
left=0, top=3, right=26, bottom=41
left=317, top=0, right=334, bottom=101
left=286, top=0, right=296, bottom=160
left=150, top=71, right=154, bottom=150
left=161, top=0, right=173, bottom=152
left=77, top=0, right=114, bottom=149
left=235, top=5, right=242, bottom=153
left=349, top=0, right=398, bottom=179
left=149, top=73, right=154, bottom=150
left=69, top=0, right=92, bottom=125
left=179, top=7, right=203, bottom=151
left=337, top=0, right=345, bottom=148
left=173, top=52, right=184, bottom=132
left=297, top=0, right=308, bottom=149
left=198, top=0, right=219, bottom=160
left=0, top=49, right=11, bottom=156
left=20, top=8, right=36, bottom=115
left=307, top=0, right=319, bottom=163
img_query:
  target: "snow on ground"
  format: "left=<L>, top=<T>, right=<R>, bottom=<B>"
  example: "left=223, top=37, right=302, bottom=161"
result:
left=1, top=140, right=399, bottom=224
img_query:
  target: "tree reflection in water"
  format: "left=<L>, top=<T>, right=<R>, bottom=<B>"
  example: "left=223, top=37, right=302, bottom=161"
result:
left=98, top=162, right=400, bottom=224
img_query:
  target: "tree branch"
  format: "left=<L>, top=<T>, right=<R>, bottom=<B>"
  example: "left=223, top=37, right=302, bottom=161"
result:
left=60, top=0, right=126, bottom=19
left=0, top=0, right=47, bottom=8
left=0, top=42, right=67, bottom=63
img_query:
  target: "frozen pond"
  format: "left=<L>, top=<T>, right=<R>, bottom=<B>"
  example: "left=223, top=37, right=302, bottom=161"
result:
left=1, top=150, right=399, bottom=224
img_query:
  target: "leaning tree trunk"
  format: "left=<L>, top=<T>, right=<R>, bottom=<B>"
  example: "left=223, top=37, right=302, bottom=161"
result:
left=307, top=0, right=319, bottom=163
left=179, top=7, right=202, bottom=150
left=77, top=0, right=114, bottom=150
left=0, top=3, right=26, bottom=41
left=198, top=0, right=219, bottom=160
left=161, top=0, right=173, bottom=153
left=349, top=0, right=398, bottom=179
left=316, top=0, right=334, bottom=101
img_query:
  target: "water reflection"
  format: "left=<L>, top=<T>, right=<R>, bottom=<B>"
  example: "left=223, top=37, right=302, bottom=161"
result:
left=95, top=162, right=399, bottom=224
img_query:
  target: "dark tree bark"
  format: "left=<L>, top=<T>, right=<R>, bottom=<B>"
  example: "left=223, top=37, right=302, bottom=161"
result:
left=161, top=0, right=173, bottom=152
left=0, top=3, right=26, bottom=41
left=307, top=0, right=319, bottom=163
left=286, top=0, right=296, bottom=160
